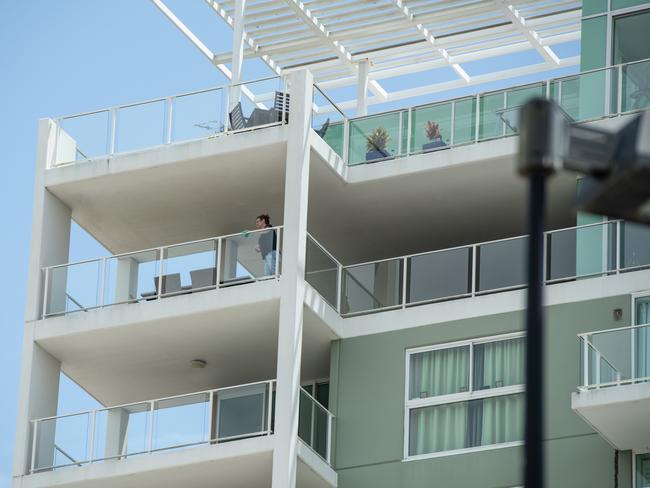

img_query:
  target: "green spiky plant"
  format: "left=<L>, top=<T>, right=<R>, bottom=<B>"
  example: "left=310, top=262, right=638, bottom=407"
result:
left=366, top=127, right=390, bottom=152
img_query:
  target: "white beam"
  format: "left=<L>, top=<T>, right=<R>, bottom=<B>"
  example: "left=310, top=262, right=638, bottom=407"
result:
left=496, top=1, right=561, bottom=66
left=231, top=0, right=246, bottom=84
left=356, top=59, right=369, bottom=116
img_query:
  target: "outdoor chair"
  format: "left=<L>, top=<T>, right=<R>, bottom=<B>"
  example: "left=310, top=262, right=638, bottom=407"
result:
left=316, top=118, right=330, bottom=138
left=274, top=91, right=290, bottom=122
left=228, top=102, right=249, bottom=130
left=190, top=268, right=217, bottom=290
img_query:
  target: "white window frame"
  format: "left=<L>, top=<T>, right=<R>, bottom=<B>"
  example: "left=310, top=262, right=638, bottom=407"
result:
left=404, top=331, right=525, bottom=461
left=634, top=449, right=650, bottom=488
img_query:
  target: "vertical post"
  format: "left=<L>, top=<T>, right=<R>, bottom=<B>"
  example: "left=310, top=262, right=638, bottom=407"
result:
left=272, top=69, right=313, bottom=488
left=542, top=232, right=548, bottom=284
left=42, top=268, right=50, bottom=319
left=310, top=394, right=315, bottom=448
left=356, top=59, right=369, bottom=117
left=336, top=264, right=342, bottom=313
left=502, top=90, right=508, bottom=136
left=616, top=220, right=621, bottom=273
left=88, top=411, right=96, bottom=463
left=207, top=391, right=214, bottom=443
left=397, top=110, right=403, bottom=156
left=98, top=257, right=107, bottom=308
left=147, top=401, right=155, bottom=453
left=471, top=245, right=477, bottom=295
left=450, top=101, right=455, bottom=146
left=582, top=337, right=589, bottom=387
left=157, top=247, right=165, bottom=299
left=165, top=97, right=174, bottom=144
left=617, top=64, right=624, bottom=114
left=230, top=0, right=246, bottom=111
left=266, top=381, right=274, bottom=434
left=109, top=108, right=117, bottom=155
left=276, top=227, right=282, bottom=279
left=30, top=421, right=38, bottom=474
left=216, top=238, right=222, bottom=289
left=406, top=107, right=412, bottom=154
left=326, top=413, right=332, bottom=465
left=474, top=93, right=481, bottom=142
left=545, top=80, right=551, bottom=99
left=401, top=257, right=408, bottom=308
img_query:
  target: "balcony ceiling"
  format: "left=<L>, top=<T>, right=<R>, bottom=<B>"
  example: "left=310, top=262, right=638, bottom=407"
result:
left=153, top=0, right=582, bottom=108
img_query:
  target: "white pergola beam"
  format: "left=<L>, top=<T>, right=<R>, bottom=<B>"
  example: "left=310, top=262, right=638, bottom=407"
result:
left=496, top=1, right=561, bottom=66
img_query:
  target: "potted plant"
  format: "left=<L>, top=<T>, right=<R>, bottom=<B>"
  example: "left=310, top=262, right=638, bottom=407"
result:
left=365, top=127, right=391, bottom=161
left=422, top=121, right=446, bottom=152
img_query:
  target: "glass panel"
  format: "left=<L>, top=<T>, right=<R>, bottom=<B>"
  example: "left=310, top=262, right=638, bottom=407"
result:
left=172, top=88, right=224, bottom=142
left=152, top=393, right=210, bottom=451
left=636, top=452, right=650, bottom=488
left=312, top=85, right=345, bottom=158
left=161, top=240, right=218, bottom=296
left=298, top=389, right=329, bottom=461
left=45, top=260, right=102, bottom=316
left=57, top=111, right=110, bottom=164
left=216, top=384, right=267, bottom=440
left=622, top=59, right=650, bottom=112
left=306, top=237, right=339, bottom=307
left=407, top=247, right=471, bottom=304
left=477, top=237, right=527, bottom=292
left=225, top=77, right=287, bottom=131
left=478, top=92, right=505, bottom=140
left=551, top=68, right=613, bottom=122
left=221, top=228, right=279, bottom=284
left=587, top=328, right=633, bottom=384
left=34, top=413, right=90, bottom=470
left=409, top=346, right=470, bottom=399
left=547, top=222, right=617, bottom=281
left=503, top=83, right=545, bottom=134
left=341, top=259, right=403, bottom=314
left=103, top=249, right=161, bottom=305
left=472, top=338, right=525, bottom=390
left=621, top=221, right=650, bottom=270
left=115, top=100, right=166, bottom=153
left=348, top=111, right=404, bottom=165
left=613, top=10, right=650, bottom=66
left=452, top=97, right=476, bottom=145
left=409, top=102, right=452, bottom=154
left=409, top=393, right=524, bottom=456
left=92, top=402, right=151, bottom=461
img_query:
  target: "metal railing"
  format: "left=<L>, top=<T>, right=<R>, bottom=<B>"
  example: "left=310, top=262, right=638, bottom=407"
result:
left=42, top=226, right=283, bottom=318
left=298, top=386, right=334, bottom=464
left=29, top=380, right=335, bottom=474
left=30, top=380, right=276, bottom=473
left=306, top=219, right=650, bottom=317
left=50, top=75, right=288, bottom=168
left=578, top=323, right=650, bottom=390
left=312, top=57, right=650, bottom=165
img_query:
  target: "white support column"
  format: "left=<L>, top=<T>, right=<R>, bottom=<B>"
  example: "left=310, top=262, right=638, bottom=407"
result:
left=13, top=119, right=71, bottom=479
left=356, top=59, right=370, bottom=117
left=229, top=0, right=246, bottom=111
left=272, top=69, right=313, bottom=488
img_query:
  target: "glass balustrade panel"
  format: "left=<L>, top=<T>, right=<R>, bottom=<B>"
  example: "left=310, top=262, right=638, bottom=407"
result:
left=92, top=402, right=151, bottom=461
left=45, top=260, right=102, bottom=316
left=115, top=99, right=166, bottom=153
left=34, top=413, right=90, bottom=471
left=152, top=393, right=210, bottom=451
left=312, top=85, right=345, bottom=158
left=161, top=240, right=218, bottom=296
left=306, top=237, right=338, bottom=307
left=620, top=221, right=650, bottom=271
left=407, top=247, right=471, bottom=304
left=622, top=59, right=650, bottom=112
left=452, top=97, right=477, bottom=145
left=503, top=83, right=546, bottom=134
left=341, top=259, right=403, bottom=314
left=103, top=249, right=161, bottom=305
left=348, top=111, right=405, bottom=165
left=477, top=237, right=527, bottom=293
left=57, top=111, right=110, bottom=164
left=215, top=383, right=268, bottom=441
left=221, top=229, right=279, bottom=284
left=478, top=92, right=505, bottom=140
left=224, top=77, right=287, bottom=131
left=172, top=88, right=224, bottom=142
left=409, top=102, right=452, bottom=154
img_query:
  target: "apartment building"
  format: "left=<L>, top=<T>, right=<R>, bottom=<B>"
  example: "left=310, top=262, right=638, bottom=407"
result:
left=12, top=1, right=650, bottom=487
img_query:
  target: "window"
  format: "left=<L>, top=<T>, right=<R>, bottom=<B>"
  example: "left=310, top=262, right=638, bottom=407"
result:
left=405, top=334, right=525, bottom=458
left=636, top=452, right=650, bottom=488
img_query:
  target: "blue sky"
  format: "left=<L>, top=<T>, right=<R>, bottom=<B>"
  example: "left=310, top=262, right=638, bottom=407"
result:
left=0, top=2, right=581, bottom=486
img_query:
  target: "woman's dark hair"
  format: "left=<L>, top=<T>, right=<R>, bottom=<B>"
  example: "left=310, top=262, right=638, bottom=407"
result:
left=256, top=213, right=271, bottom=226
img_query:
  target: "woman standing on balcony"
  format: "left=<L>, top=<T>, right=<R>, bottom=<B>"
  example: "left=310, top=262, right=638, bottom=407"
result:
left=255, top=213, right=279, bottom=276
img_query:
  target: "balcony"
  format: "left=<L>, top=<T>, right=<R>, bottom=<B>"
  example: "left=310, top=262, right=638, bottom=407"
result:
left=42, top=227, right=283, bottom=319
left=306, top=219, right=650, bottom=317
left=26, top=381, right=334, bottom=486
left=572, top=324, right=650, bottom=450
left=49, top=77, right=288, bottom=168
left=311, top=58, right=650, bottom=166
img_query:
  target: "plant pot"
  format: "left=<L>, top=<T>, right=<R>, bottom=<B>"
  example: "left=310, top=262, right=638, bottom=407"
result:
left=422, top=138, right=446, bottom=152
left=365, top=149, right=391, bottom=162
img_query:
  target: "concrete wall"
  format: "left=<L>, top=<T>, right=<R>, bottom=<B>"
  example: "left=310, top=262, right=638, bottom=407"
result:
left=329, top=294, right=634, bottom=488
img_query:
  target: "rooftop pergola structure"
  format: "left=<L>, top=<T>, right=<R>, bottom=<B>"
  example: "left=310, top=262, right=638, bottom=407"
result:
left=151, top=0, right=581, bottom=115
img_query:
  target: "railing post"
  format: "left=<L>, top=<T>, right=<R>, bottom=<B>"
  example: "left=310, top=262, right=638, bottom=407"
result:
left=542, top=232, right=548, bottom=284
left=157, top=247, right=165, bottom=299
left=276, top=227, right=282, bottom=279
left=109, top=108, right=117, bottom=155
left=474, top=94, right=481, bottom=142
left=402, top=257, right=408, bottom=308
left=207, top=391, right=214, bottom=443
left=88, top=411, right=96, bottom=464
left=471, top=245, right=478, bottom=296
left=98, top=258, right=107, bottom=308
left=165, top=97, right=174, bottom=144
left=42, top=267, right=50, bottom=319
left=595, top=350, right=601, bottom=388
left=310, top=394, right=315, bottom=448
left=343, top=118, right=350, bottom=165
left=582, top=337, right=589, bottom=387
left=502, top=90, right=508, bottom=136
left=449, top=101, right=455, bottom=146
left=545, top=80, right=551, bottom=99
left=397, top=110, right=403, bottom=156
left=266, top=381, right=274, bottom=435
left=336, top=264, right=342, bottom=313
left=216, top=238, right=222, bottom=289
left=617, top=64, right=624, bottom=114
left=406, top=107, right=412, bottom=154
left=30, top=420, right=38, bottom=474
left=147, top=401, right=155, bottom=453
left=326, top=413, right=333, bottom=465
left=616, top=220, right=622, bottom=273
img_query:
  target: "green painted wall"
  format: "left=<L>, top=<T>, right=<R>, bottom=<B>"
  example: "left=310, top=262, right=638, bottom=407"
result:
left=583, top=0, right=608, bottom=16
left=329, top=295, right=634, bottom=488
left=580, top=15, right=608, bottom=70
left=612, top=0, right=650, bottom=9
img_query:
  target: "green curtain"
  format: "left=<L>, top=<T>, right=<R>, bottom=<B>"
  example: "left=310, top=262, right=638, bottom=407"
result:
left=473, top=338, right=525, bottom=390
left=479, top=394, right=524, bottom=446
left=635, top=298, right=650, bottom=379
left=409, top=346, right=469, bottom=399
left=409, top=401, right=467, bottom=455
